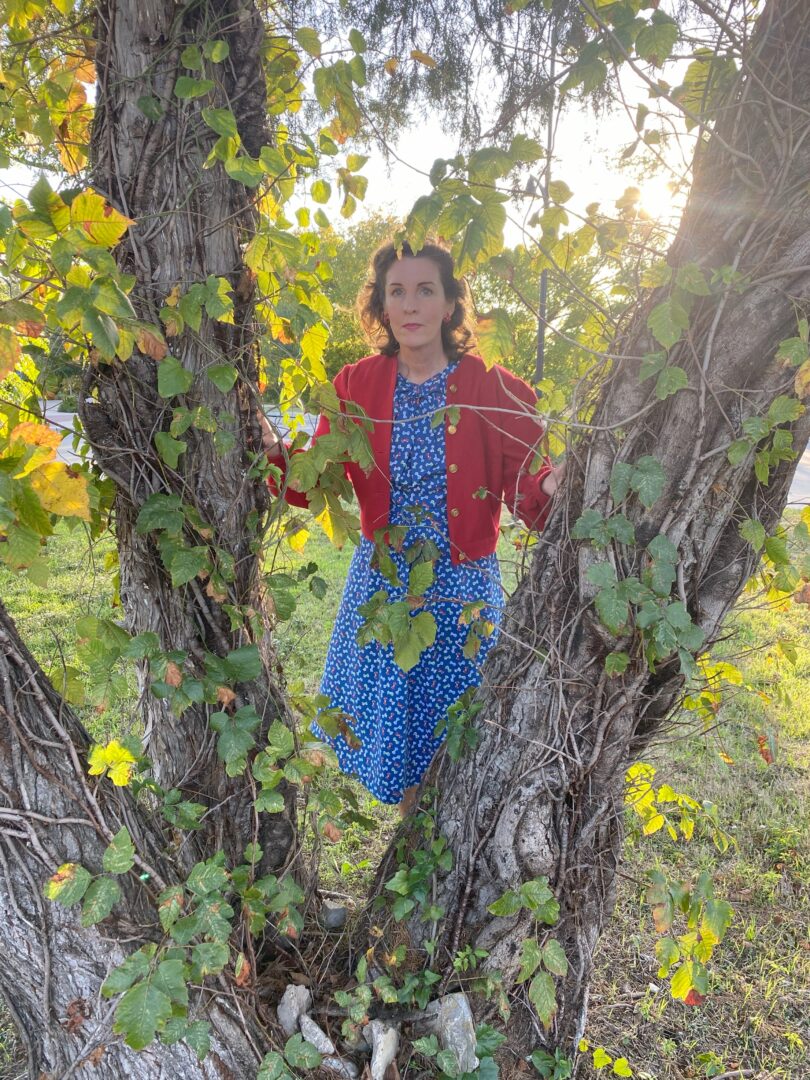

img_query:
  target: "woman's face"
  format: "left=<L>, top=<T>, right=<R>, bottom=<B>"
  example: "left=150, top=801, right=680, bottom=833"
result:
left=383, top=256, right=454, bottom=354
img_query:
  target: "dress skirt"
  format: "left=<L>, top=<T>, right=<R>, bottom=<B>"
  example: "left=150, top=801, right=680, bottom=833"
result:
left=311, top=365, right=502, bottom=803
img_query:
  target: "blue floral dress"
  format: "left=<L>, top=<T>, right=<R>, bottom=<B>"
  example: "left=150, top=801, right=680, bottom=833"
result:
left=312, top=365, right=503, bottom=803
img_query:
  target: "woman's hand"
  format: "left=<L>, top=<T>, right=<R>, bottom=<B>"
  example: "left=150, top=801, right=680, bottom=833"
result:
left=540, top=460, right=566, bottom=497
left=257, top=408, right=280, bottom=455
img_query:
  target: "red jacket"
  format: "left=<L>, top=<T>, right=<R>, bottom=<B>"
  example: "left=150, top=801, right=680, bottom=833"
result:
left=269, top=352, right=553, bottom=564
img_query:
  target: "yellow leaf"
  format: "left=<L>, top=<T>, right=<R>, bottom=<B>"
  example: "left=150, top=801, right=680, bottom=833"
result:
left=384, top=57, right=399, bottom=75
left=0, top=326, right=20, bottom=381
left=794, top=359, right=810, bottom=399
left=29, top=462, right=91, bottom=521
left=642, top=812, right=665, bottom=835
left=286, top=524, right=309, bottom=552
left=9, top=422, right=62, bottom=455
left=410, top=49, right=436, bottom=68
left=69, top=190, right=135, bottom=247
left=87, top=740, right=137, bottom=786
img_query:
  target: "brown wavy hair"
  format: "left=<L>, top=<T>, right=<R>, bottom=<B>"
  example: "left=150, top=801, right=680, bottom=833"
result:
left=357, top=240, right=477, bottom=363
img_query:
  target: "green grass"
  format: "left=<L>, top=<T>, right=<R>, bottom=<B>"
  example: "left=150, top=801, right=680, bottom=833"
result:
left=0, top=521, right=808, bottom=1078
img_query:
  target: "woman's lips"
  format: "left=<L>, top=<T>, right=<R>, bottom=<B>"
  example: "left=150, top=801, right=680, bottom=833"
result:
left=402, top=323, right=423, bottom=330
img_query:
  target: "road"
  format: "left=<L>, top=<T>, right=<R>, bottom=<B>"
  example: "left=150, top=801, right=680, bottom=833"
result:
left=44, top=401, right=810, bottom=506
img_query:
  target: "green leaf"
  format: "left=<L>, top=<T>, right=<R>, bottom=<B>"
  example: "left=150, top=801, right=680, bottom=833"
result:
left=258, top=1051, right=294, bottom=1080
left=113, top=980, right=172, bottom=1050
left=224, top=155, right=265, bottom=188
left=157, top=885, right=185, bottom=931
left=675, top=262, right=711, bottom=296
left=101, top=947, right=153, bottom=997
left=636, top=11, right=679, bottom=66
left=181, top=45, right=202, bottom=69
left=632, top=456, right=666, bottom=508
left=767, top=394, right=803, bottom=425
left=639, top=351, right=667, bottom=383
left=408, top=560, right=435, bottom=597
left=203, top=276, right=234, bottom=322
left=487, top=889, right=522, bottom=917
left=174, top=76, right=215, bottom=100
left=516, top=938, right=542, bottom=983
left=477, top=308, right=515, bottom=367
left=186, top=859, right=229, bottom=896
left=81, top=308, right=119, bottom=360
left=655, top=365, right=688, bottom=400
left=157, top=355, right=194, bottom=398
left=203, top=39, right=230, bottom=62
left=541, top=938, right=569, bottom=976
left=136, top=493, right=185, bottom=534
left=647, top=297, right=689, bottom=350
left=154, top=432, right=186, bottom=469
left=210, top=706, right=261, bottom=774
left=647, top=534, right=678, bottom=563
left=44, top=863, right=92, bottom=906
left=81, top=877, right=122, bottom=926
left=223, top=645, right=262, bottom=682
left=520, top=878, right=559, bottom=924
left=595, top=587, right=629, bottom=635
left=103, top=826, right=136, bottom=874
left=528, top=970, right=557, bottom=1027
left=167, top=546, right=210, bottom=587
left=727, top=438, right=751, bottom=466
left=201, top=107, right=238, bottom=138
left=191, top=940, right=229, bottom=976
left=284, top=1033, right=323, bottom=1070
left=610, top=461, right=634, bottom=504
left=586, top=562, right=617, bottom=588
left=136, top=95, right=164, bottom=121
left=349, top=28, right=366, bottom=52
left=294, top=27, right=322, bottom=57
left=153, top=959, right=188, bottom=1007
left=605, top=651, right=630, bottom=676
left=739, top=518, right=766, bottom=551
left=390, top=608, right=437, bottom=673
left=311, top=179, right=331, bottom=204
left=775, top=336, right=809, bottom=366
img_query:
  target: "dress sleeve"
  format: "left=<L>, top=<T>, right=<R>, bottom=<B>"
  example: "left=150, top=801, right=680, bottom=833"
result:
left=496, top=369, right=554, bottom=531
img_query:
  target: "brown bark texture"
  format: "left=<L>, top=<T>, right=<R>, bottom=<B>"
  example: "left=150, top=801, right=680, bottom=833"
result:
left=372, top=0, right=810, bottom=1060
left=80, top=0, right=296, bottom=873
left=0, top=598, right=265, bottom=1077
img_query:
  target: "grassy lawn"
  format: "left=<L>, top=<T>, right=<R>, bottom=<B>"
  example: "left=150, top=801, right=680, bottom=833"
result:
left=0, top=521, right=807, bottom=1079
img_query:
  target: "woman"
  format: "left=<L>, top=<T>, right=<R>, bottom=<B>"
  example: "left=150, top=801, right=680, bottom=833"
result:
left=265, top=240, right=561, bottom=816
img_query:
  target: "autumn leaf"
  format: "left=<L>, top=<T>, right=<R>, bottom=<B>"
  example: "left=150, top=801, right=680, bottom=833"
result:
left=384, top=58, right=399, bottom=75
left=164, top=662, right=183, bottom=688
left=410, top=49, right=436, bottom=68
left=9, top=422, right=62, bottom=457
left=137, top=327, right=168, bottom=360
left=794, top=581, right=810, bottom=605
left=756, top=734, right=774, bottom=765
left=684, top=988, right=705, bottom=1006
left=234, top=952, right=252, bottom=987
left=322, top=821, right=343, bottom=843
left=69, top=191, right=135, bottom=247
left=795, top=359, right=810, bottom=399
left=88, top=740, right=138, bottom=786
left=216, top=686, right=236, bottom=707
left=29, top=462, right=92, bottom=521
left=0, top=327, right=21, bottom=380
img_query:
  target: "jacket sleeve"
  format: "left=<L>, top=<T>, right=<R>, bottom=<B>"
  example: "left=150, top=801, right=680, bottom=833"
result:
left=266, top=366, right=349, bottom=507
left=496, top=369, right=554, bottom=531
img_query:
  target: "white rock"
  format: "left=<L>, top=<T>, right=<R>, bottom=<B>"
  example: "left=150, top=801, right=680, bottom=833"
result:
left=300, top=1013, right=337, bottom=1055
left=437, top=993, right=479, bottom=1073
left=276, top=984, right=312, bottom=1037
left=363, top=1019, right=400, bottom=1080
left=322, top=1057, right=359, bottom=1079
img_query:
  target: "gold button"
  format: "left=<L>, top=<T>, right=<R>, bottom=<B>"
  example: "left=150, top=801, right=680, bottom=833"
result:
left=450, top=507, right=460, bottom=517
left=448, top=424, right=457, bottom=434
left=458, top=552, right=466, bottom=561
left=449, top=383, right=458, bottom=392
left=449, top=463, right=458, bottom=473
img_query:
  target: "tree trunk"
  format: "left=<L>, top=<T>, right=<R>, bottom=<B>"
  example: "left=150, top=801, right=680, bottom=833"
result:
left=371, top=0, right=810, bottom=1059
left=0, top=598, right=265, bottom=1077
left=80, top=0, right=296, bottom=872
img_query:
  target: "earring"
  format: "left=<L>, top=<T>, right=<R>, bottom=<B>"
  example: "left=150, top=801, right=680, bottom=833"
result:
left=383, top=312, right=390, bottom=324
left=442, top=313, right=451, bottom=324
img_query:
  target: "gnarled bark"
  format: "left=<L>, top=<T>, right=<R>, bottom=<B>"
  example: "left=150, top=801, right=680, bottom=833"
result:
left=371, top=0, right=810, bottom=1061
left=0, top=598, right=265, bottom=1077
left=81, top=0, right=296, bottom=873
